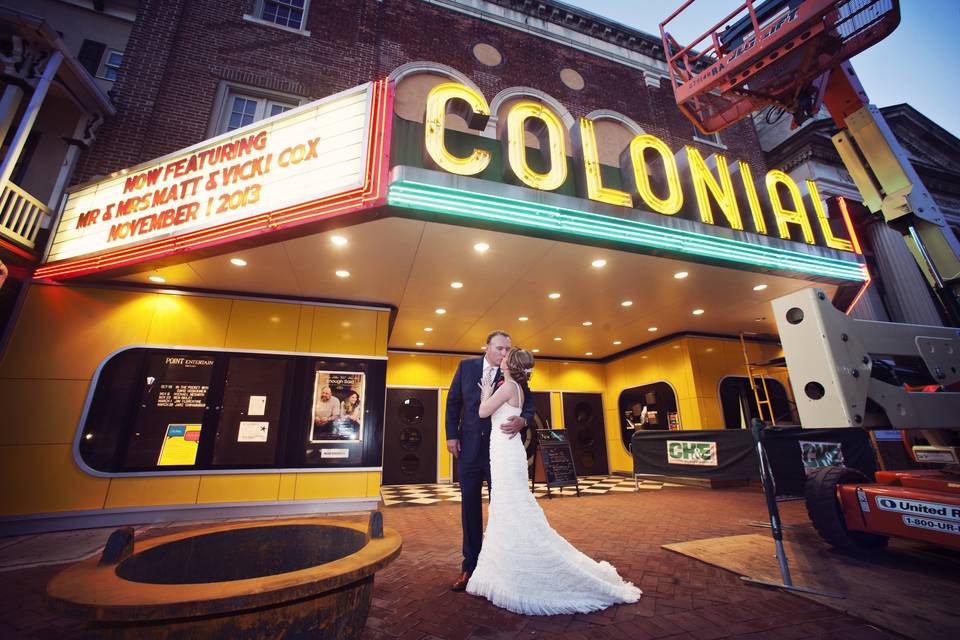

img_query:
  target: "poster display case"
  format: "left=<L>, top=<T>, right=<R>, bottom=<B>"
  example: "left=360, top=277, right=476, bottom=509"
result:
left=76, top=347, right=386, bottom=475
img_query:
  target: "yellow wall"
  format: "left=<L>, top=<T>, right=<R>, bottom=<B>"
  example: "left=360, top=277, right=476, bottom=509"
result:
left=601, top=335, right=789, bottom=473
left=0, top=282, right=785, bottom=517
left=385, top=352, right=604, bottom=481
left=0, top=284, right=388, bottom=517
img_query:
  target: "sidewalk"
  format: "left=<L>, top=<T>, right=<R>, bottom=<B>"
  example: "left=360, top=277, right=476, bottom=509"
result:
left=1, top=486, right=916, bottom=639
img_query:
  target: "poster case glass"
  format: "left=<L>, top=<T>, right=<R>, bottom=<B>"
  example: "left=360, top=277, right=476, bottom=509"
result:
left=77, top=347, right=386, bottom=475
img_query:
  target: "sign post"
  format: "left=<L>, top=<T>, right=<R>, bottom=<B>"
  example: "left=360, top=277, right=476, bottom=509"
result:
left=532, top=429, right=580, bottom=498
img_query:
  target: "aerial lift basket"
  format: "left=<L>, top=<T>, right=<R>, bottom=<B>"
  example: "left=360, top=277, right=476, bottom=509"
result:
left=660, top=0, right=900, bottom=134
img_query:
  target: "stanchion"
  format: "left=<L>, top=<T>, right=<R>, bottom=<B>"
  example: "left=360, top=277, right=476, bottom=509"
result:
left=741, top=419, right=843, bottom=598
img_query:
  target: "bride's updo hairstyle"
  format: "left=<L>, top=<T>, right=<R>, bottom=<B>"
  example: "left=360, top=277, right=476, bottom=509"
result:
left=506, top=348, right=535, bottom=384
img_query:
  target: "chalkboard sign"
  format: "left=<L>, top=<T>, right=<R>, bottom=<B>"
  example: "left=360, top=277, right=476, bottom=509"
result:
left=533, top=429, right=580, bottom=498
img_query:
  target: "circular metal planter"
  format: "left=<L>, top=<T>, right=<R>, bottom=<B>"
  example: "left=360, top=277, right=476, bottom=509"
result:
left=47, top=515, right=401, bottom=639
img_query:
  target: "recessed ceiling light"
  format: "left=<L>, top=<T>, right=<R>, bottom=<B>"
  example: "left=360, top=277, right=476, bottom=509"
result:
left=692, top=308, right=705, bottom=315
left=148, top=275, right=165, bottom=283
left=548, top=292, right=561, bottom=299
left=585, top=352, right=593, bottom=356
left=674, top=271, right=689, bottom=279
left=532, top=348, right=540, bottom=353
left=435, top=308, right=446, bottom=315
left=331, top=235, right=348, bottom=246
left=621, top=300, right=633, bottom=307
left=613, top=340, right=622, bottom=345
left=518, top=316, right=528, bottom=321
left=269, top=316, right=280, bottom=323
left=648, top=326, right=658, bottom=332
left=424, top=327, right=433, bottom=332
left=416, top=341, right=424, bottom=346
left=753, top=284, right=768, bottom=291
left=473, top=242, right=489, bottom=253
left=230, top=258, right=247, bottom=267
left=706, top=347, right=714, bottom=353
left=335, top=269, right=350, bottom=278
left=591, top=259, right=607, bottom=268
left=582, top=321, right=592, bottom=326
left=451, top=281, right=463, bottom=289
left=553, top=336, right=562, bottom=341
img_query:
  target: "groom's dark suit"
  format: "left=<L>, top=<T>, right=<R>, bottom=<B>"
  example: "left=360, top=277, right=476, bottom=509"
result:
left=446, top=356, right=535, bottom=573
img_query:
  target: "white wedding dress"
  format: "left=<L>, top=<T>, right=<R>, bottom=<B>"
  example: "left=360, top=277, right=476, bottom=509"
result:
left=466, top=380, right=642, bottom=615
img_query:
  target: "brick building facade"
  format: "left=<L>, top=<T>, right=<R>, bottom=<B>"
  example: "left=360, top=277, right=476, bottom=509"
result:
left=74, top=0, right=767, bottom=185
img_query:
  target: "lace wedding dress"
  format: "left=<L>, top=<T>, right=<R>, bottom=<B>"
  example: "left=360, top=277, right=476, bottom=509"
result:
left=466, top=380, right=642, bottom=615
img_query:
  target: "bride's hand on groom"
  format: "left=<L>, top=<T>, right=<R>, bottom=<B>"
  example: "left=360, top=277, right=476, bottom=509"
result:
left=499, top=415, right=526, bottom=439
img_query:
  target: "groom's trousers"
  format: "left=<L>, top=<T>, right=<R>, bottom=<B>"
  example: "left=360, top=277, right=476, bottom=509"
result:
left=459, top=430, right=492, bottom=573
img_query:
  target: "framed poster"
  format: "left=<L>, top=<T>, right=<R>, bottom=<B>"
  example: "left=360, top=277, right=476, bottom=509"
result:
left=310, top=370, right=365, bottom=442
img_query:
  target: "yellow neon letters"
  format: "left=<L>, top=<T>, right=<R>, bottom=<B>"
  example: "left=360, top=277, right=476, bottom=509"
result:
left=627, top=134, right=683, bottom=215
left=807, top=180, right=855, bottom=252
left=424, top=82, right=491, bottom=176
left=504, top=102, right=568, bottom=191
left=577, top=117, right=632, bottom=207
left=737, top=161, right=767, bottom=235
left=685, top=147, right=744, bottom=230
left=765, top=170, right=815, bottom=244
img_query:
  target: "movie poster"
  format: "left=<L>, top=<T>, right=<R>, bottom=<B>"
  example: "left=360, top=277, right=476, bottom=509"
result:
left=310, top=371, right=365, bottom=442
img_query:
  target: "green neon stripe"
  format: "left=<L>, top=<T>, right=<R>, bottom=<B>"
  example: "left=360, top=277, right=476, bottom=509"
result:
left=391, top=189, right=862, bottom=280
left=393, top=182, right=862, bottom=277
left=388, top=181, right=866, bottom=281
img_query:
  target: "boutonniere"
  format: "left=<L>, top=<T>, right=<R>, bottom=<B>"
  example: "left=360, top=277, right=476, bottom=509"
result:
left=495, top=379, right=504, bottom=389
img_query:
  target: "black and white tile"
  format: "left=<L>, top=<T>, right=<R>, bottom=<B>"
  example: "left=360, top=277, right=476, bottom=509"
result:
left=379, top=475, right=685, bottom=507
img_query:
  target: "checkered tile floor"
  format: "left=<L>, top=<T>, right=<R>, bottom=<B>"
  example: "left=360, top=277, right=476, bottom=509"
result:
left=379, top=475, right=687, bottom=507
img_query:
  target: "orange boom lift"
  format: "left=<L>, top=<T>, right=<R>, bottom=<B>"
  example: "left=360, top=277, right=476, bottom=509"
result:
left=660, top=0, right=960, bottom=560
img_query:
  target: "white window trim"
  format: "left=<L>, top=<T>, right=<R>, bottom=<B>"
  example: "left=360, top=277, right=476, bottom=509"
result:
left=243, top=0, right=312, bottom=36
left=693, top=130, right=727, bottom=150
left=208, top=81, right=306, bottom=137
left=95, top=48, right=123, bottom=82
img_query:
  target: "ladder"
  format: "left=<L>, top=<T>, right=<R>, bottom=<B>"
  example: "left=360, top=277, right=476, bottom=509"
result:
left=740, top=333, right=777, bottom=426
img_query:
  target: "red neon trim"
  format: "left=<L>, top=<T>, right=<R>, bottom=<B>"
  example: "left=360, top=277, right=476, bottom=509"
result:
left=837, top=196, right=863, bottom=255
left=34, top=79, right=394, bottom=281
left=845, top=264, right=872, bottom=315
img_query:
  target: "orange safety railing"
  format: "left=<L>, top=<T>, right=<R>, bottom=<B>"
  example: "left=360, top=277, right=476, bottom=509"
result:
left=659, top=0, right=899, bottom=133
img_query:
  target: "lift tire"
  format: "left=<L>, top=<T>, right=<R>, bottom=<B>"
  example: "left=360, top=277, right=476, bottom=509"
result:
left=805, top=466, right=888, bottom=554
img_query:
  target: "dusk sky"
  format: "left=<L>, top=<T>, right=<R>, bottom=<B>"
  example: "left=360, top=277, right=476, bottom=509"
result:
left=570, top=0, right=960, bottom=138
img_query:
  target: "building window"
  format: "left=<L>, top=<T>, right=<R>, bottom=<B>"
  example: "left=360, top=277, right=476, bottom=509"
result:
left=77, top=39, right=106, bottom=77
left=212, top=87, right=300, bottom=135
left=256, top=0, right=308, bottom=30
left=99, top=50, right=123, bottom=81
left=692, top=125, right=722, bottom=146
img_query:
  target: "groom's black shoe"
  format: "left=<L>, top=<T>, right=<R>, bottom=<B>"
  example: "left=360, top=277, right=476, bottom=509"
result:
left=451, top=571, right=471, bottom=591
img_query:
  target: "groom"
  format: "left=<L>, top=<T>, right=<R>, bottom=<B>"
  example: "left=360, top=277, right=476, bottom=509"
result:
left=446, top=330, right=535, bottom=591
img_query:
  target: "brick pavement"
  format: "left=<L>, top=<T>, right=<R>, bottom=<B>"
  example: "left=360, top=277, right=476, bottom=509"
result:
left=0, top=487, right=907, bottom=639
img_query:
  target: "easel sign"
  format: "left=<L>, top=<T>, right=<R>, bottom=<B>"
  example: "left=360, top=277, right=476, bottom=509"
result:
left=532, top=429, right=580, bottom=498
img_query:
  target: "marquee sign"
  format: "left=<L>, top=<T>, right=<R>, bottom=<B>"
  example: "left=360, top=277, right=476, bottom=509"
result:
left=36, top=79, right=392, bottom=279
left=389, top=79, right=867, bottom=283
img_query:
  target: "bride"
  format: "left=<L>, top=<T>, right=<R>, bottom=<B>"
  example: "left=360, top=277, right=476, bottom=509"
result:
left=466, top=348, right=642, bottom=615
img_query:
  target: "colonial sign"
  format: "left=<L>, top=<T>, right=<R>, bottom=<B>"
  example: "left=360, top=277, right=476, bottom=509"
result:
left=38, top=80, right=391, bottom=277
left=416, top=81, right=860, bottom=255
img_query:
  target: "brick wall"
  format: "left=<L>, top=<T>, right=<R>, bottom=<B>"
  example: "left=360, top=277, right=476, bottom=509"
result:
left=73, top=0, right=767, bottom=183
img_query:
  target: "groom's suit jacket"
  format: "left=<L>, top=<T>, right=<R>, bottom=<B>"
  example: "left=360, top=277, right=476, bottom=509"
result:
left=445, top=356, right=536, bottom=465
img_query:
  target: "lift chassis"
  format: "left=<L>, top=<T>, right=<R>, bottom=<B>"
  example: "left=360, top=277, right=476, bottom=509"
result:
left=662, top=0, right=960, bottom=553
left=772, top=288, right=960, bottom=551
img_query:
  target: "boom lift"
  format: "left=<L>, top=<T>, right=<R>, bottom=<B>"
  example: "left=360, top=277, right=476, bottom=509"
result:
left=660, top=0, right=960, bottom=553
